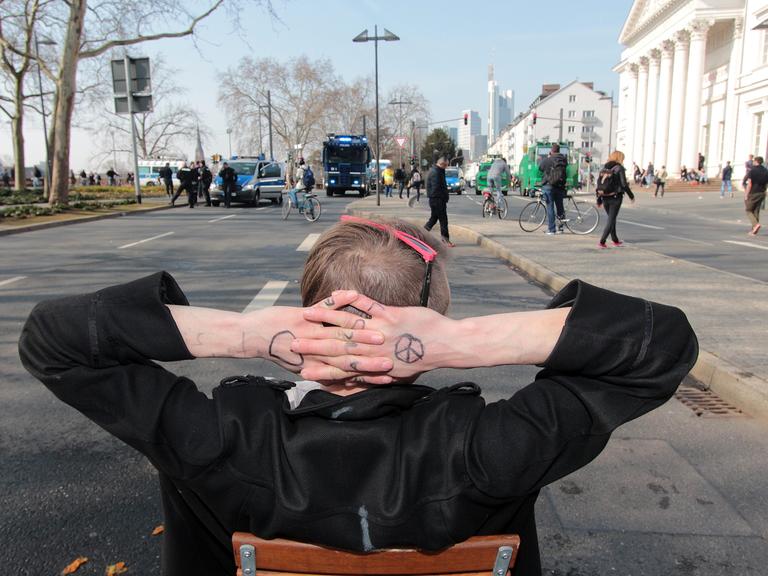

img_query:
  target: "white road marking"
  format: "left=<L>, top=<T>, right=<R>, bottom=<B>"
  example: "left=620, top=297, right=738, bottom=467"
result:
left=118, top=231, right=174, bottom=250
left=0, top=275, right=26, bottom=287
left=208, top=214, right=237, bottom=223
left=619, top=219, right=665, bottom=230
left=666, top=235, right=712, bottom=246
left=724, top=240, right=768, bottom=251
left=242, top=280, right=289, bottom=313
left=296, top=233, right=320, bottom=252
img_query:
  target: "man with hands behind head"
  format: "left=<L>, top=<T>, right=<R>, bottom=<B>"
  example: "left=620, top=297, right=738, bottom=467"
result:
left=20, top=216, right=697, bottom=576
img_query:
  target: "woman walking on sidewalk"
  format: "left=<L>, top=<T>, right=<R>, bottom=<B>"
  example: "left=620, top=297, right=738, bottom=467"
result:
left=597, top=150, right=635, bottom=248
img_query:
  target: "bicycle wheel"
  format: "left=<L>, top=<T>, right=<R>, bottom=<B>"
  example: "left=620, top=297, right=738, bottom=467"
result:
left=303, top=197, right=321, bottom=222
left=563, top=200, right=599, bottom=234
left=482, top=198, right=494, bottom=218
left=496, top=196, right=508, bottom=220
left=281, top=197, right=292, bottom=220
left=518, top=201, right=546, bottom=232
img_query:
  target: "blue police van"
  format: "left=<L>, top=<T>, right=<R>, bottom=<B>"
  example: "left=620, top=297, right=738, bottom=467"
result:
left=322, top=135, right=371, bottom=197
left=211, top=156, right=286, bottom=206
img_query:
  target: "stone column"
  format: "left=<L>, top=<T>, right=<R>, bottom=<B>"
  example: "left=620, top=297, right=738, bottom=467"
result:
left=633, top=57, right=649, bottom=166
left=620, top=64, right=638, bottom=161
left=722, top=18, right=744, bottom=170
left=643, top=50, right=661, bottom=168
left=654, top=41, right=674, bottom=168
left=667, top=31, right=690, bottom=177
left=681, top=19, right=712, bottom=173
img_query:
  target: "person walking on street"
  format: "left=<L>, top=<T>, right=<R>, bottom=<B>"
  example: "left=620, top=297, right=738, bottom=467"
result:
left=410, top=167, right=422, bottom=202
left=721, top=161, right=733, bottom=199
left=424, top=155, right=454, bottom=247
left=597, top=150, right=635, bottom=248
left=395, top=164, right=407, bottom=198
left=80, top=170, right=87, bottom=186
left=189, top=162, right=200, bottom=207
left=171, top=162, right=195, bottom=208
left=654, top=165, right=668, bottom=198
left=743, top=154, right=754, bottom=190
left=218, top=162, right=237, bottom=209
left=159, top=163, right=174, bottom=198
left=199, top=161, right=213, bottom=206
left=382, top=165, right=395, bottom=198
left=643, top=162, right=654, bottom=188
left=106, top=167, right=118, bottom=186
left=538, top=143, right=568, bottom=235
left=487, top=157, right=510, bottom=205
left=744, top=156, right=768, bottom=235
left=33, top=166, right=42, bottom=188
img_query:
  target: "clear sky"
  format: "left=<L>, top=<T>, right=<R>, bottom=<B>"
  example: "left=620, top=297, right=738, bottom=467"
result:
left=7, top=0, right=635, bottom=172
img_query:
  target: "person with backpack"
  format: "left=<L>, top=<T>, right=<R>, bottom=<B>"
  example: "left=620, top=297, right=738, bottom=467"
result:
left=409, top=167, right=422, bottom=202
left=395, top=164, right=407, bottom=199
left=596, top=150, right=635, bottom=248
left=218, top=162, right=237, bottom=209
left=289, top=158, right=314, bottom=210
left=537, top=143, right=568, bottom=235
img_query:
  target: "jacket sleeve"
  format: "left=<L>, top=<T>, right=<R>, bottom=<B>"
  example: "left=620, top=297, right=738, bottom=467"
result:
left=467, top=280, right=698, bottom=498
left=18, top=272, right=222, bottom=479
left=618, top=166, right=634, bottom=199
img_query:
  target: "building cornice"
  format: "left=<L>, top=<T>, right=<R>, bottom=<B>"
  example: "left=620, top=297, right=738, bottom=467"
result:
left=620, top=0, right=688, bottom=46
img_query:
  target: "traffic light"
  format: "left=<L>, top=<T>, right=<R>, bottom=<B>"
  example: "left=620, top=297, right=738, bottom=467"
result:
left=532, top=112, right=537, bottom=125
left=463, top=113, right=468, bottom=126
left=585, top=153, right=592, bottom=163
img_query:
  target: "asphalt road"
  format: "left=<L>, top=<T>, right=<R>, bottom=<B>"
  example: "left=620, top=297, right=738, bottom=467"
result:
left=454, top=187, right=768, bottom=283
left=1, top=195, right=767, bottom=575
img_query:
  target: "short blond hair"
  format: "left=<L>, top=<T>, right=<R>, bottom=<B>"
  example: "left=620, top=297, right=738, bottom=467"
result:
left=608, top=150, right=626, bottom=164
left=301, top=218, right=451, bottom=313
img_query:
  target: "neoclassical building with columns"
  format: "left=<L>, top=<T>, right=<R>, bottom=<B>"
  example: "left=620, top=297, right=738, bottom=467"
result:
left=616, top=0, right=768, bottom=179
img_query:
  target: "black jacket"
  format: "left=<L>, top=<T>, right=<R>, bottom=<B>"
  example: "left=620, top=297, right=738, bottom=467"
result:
left=159, top=166, right=173, bottom=182
left=18, top=273, right=697, bottom=576
left=426, top=165, right=448, bottom=201
left=177, top=167, right=194, bottom=186
left=219, top=166, right=237, bottom=185
left=538, top=153, right=567, bottom=187
left=603, top=161, right=635, bottom=200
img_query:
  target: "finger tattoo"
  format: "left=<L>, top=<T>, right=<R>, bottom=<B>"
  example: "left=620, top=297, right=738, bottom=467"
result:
left=394, top=333, right=425, bottom=364
left=343, top=330, right=354, bottom=341
left=324, top=296, right=335, bottom=307
left=350, top=360, right=359, bottom=371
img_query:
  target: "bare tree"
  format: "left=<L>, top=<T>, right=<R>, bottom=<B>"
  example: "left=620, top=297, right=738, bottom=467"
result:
left=218, top=55, right=340, bottom=160
left=380, top=84, right=430, bottom=161
left=86, top=56, right=206, bottom=166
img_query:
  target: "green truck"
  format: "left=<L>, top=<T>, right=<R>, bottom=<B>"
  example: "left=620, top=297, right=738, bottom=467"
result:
left=474, top=155, right=511, bottom=195
left=517, top=141, right=579, bottom=196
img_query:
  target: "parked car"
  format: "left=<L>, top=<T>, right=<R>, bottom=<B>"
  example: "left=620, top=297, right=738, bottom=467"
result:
left=211, top=159, right=286, bottom=206
left=445, top=167, right=464, bottom=194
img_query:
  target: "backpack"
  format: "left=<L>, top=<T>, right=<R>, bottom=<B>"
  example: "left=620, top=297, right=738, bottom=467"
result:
left=411, top=171, right=421, bottom=183
left=302, top=166, right=315, bottom=189
left=547, top=157, right=567, bottom=188
left=596, top=165, right=620, bottom=196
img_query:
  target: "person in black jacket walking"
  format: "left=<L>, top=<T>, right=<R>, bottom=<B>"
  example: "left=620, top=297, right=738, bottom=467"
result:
left=598, top=150, right=635, bottom=248
left=171, top=162, right=196, bottom=208
left=218, top=162, right=237, bottom=208
left=199, top=161, right=213, bottom=206
left=159, top=163, right=174, bottom=198
left=424, top=156, right=454, bottom=247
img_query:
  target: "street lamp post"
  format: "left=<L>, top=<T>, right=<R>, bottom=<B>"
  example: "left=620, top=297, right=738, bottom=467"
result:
left=226, top=128, right=232, bottom=158
left=34, top=33, right=55, bottom=197
left=389, top=98, right=412, bottom=170
left=353, top=26, right=400, bottom=206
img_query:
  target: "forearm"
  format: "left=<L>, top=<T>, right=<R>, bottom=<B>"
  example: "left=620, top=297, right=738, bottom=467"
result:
left=168, top=305, right=250, bottom=358
left=431, top=308, right=569, bottom=370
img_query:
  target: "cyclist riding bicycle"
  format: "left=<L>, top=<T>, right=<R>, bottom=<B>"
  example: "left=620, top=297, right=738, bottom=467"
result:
left=290, top=158, right=315, bottom=209
left=486, top=157, right=510, bottom=205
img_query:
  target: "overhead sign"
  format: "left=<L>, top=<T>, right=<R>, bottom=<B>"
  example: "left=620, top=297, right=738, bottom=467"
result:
left=111, top=57, right=153, bottom=115
left=395, top=136, right=407, bottom=148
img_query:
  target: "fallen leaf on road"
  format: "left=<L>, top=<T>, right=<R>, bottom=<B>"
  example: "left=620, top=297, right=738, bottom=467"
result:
left=105, top=561, right=128, bottom=575
left=61, top=557, right=88, bottom=575
left=151, top=525, right=164, bottom=536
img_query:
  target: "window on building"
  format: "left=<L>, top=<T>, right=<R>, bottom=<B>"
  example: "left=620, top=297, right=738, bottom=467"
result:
left=568, top=110, right=576, bottom=118
left=753, top=112, right=763, bottom=156
left=568, top=126, right=575, bottom=133
left=582, top=125, right=593, bottom=133
left=569, top=95, right=576, bottom=103
left=583, top=110, right=595, bottom=118
left=582, top=141, right=591, bottom=149
left=568, top=140, right=575, bottom=148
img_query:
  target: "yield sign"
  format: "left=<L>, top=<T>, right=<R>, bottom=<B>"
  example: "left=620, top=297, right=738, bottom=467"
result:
left=395, top=136, right=407, bottom=148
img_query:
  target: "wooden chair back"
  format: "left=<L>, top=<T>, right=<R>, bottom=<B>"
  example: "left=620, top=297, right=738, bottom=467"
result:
left=232, top=532, right=519, bottom=576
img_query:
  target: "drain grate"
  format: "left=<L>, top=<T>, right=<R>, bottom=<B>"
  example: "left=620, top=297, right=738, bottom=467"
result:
left=675, top=386, right=744, bottom=418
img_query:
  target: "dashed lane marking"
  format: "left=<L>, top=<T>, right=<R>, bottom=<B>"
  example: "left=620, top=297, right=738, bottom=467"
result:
left=242, top=280, right=289, bottom=313
left=208, top=214, right=237, bottom=223
left=297, top=233, right=320, bottom=252
left=118, top=231, right=174, bottom=250
left=724, top=240, right=768, bottom=251
left=618, top=219, right=665, bottom=230
left=0, top=275, right=26, bottom=287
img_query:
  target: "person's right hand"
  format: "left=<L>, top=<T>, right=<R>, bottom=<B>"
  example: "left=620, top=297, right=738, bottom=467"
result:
left=291, top=294, right=454, bottom=383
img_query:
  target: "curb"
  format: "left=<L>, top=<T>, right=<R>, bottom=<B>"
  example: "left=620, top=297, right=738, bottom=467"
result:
left=0, top=203, right=174, bottom=236
left=348, top=204, right=768, bottom=422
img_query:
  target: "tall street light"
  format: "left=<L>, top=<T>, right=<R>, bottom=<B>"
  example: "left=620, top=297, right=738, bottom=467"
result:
left=353, top=26, right=399, bottom=206
left=226, top=127, right=232, bottom=158
left=34, top=33, right=56, bottom=197
left=389, top=98, right=412, bottom=169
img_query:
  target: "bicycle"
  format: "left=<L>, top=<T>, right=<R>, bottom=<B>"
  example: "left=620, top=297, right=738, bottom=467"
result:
left=282, top=189, right=322, bottom=222
left=482, top=190, right=508, bottom=219
left=518, top=189, right=599, bottom=234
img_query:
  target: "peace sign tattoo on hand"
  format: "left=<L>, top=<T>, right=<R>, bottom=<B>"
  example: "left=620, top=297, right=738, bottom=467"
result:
left=394, top=333, right=425, bottom=364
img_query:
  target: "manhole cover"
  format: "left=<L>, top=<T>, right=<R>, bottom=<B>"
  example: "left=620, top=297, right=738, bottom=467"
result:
left=675, top=386, right=744, bottom=418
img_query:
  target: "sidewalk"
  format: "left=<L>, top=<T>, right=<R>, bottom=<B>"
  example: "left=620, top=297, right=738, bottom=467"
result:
left=347, top=195, right=768, bottom=420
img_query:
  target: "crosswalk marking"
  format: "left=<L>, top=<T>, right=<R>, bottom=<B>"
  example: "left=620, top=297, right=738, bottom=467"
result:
left=118, top=231, right=174, bottom=249
left=208, top=214, right=237, bottom=223
left=296, top=233, right=321, bottom=252
left=0, top=276, right=26, bottom=287
left=242, top=280, right=289, bottom=313
left=724, top=240, right=768, bottom=251
left=619, top=219, right=665, bottom=230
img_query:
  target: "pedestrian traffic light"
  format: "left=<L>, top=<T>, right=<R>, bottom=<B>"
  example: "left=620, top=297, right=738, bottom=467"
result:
left=532, top=113, right=537, bottom=125
left=463, top=113, right=468, bottom=126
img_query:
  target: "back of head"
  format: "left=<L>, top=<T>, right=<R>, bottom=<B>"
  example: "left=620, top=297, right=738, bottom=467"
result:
left=551, top=143, right=560, bottom=154
left=757, top=156, right=765, bottom=165
left=302, top=218, right=451, bottom=314
left=608, top=150, right=625, bottom=164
